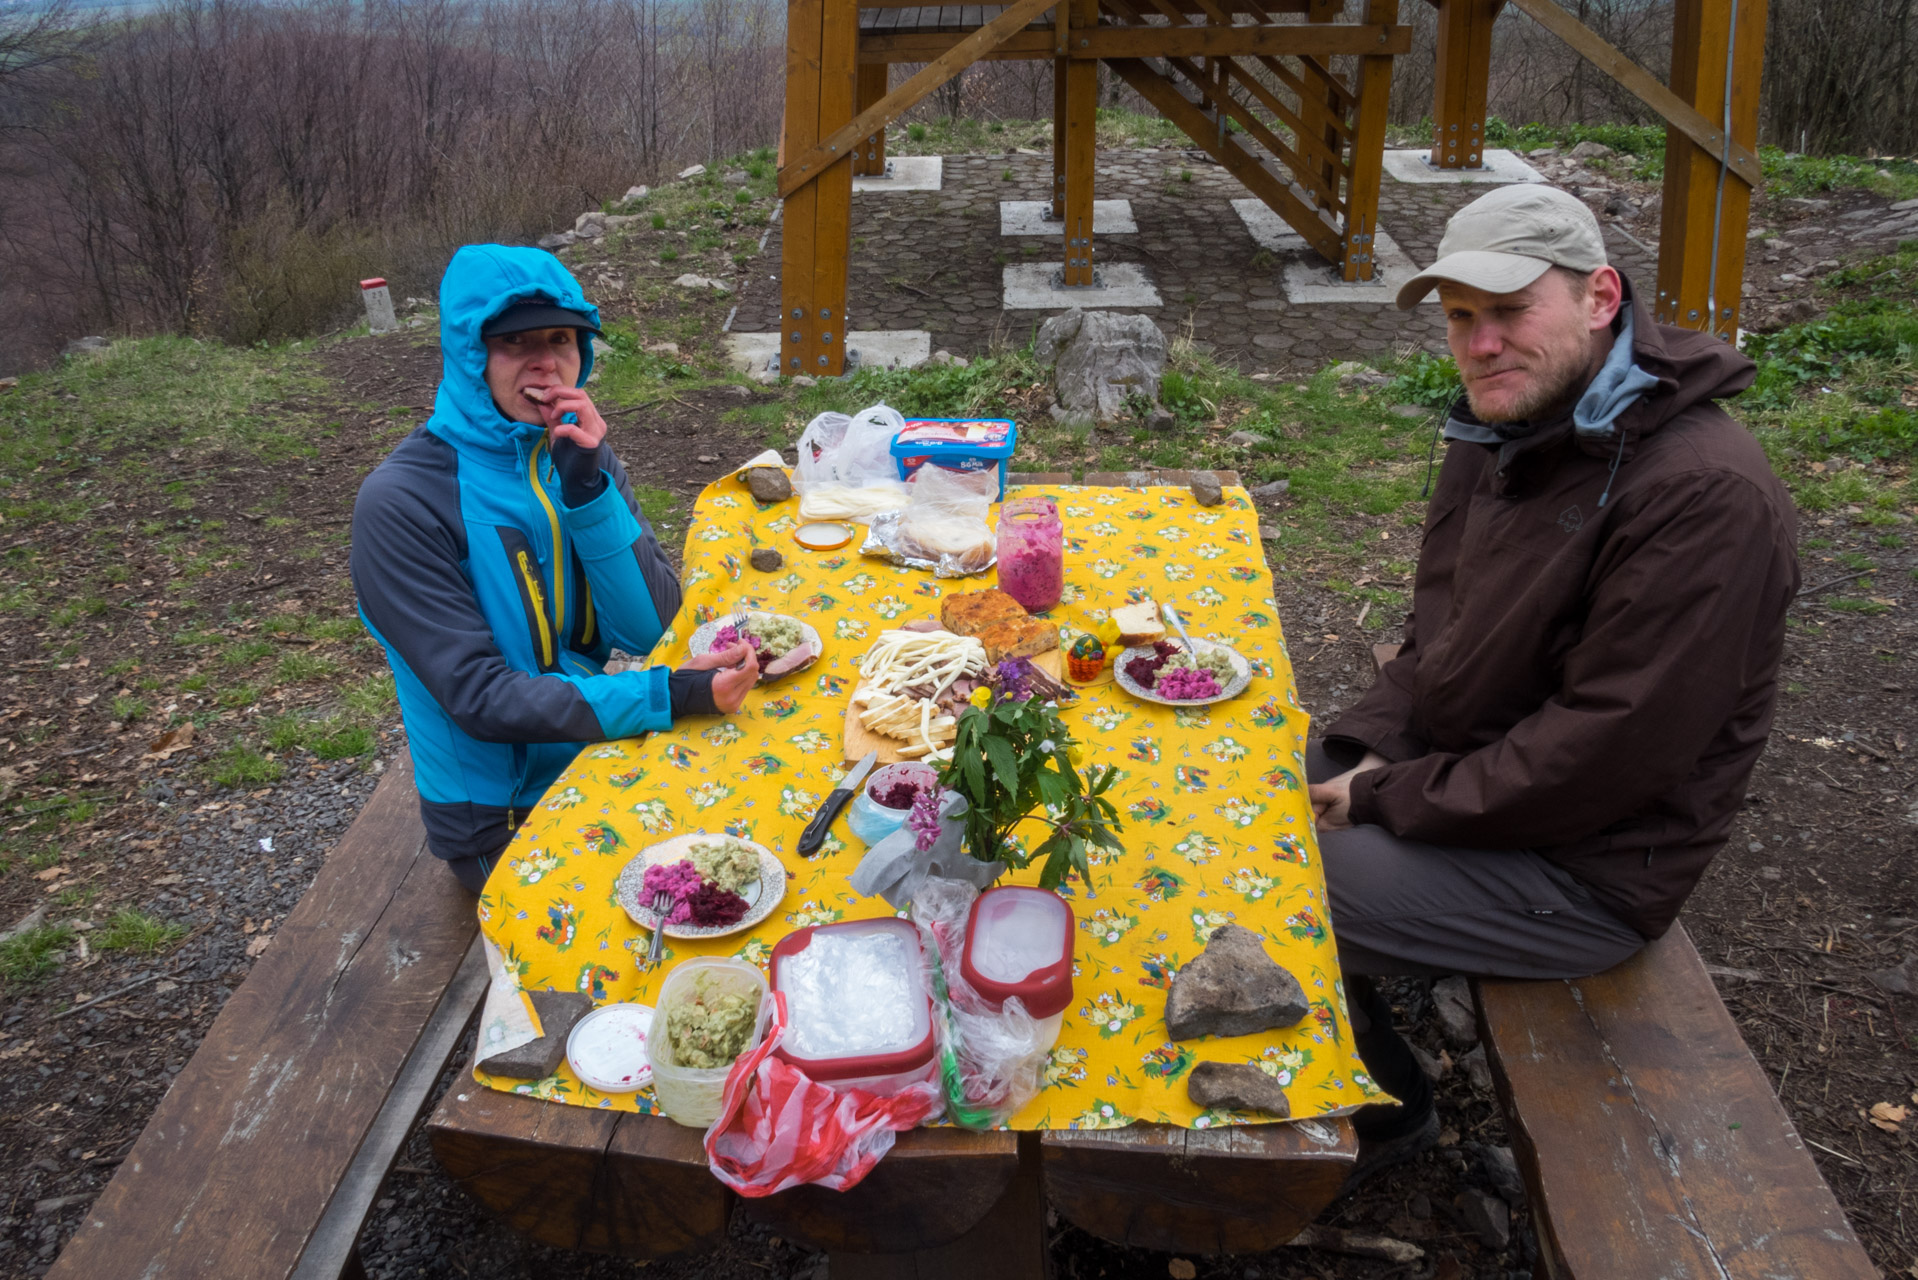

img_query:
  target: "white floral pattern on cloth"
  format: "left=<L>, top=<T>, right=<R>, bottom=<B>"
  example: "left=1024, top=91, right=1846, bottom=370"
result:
left=473, top=478, right=1386, bottom=1126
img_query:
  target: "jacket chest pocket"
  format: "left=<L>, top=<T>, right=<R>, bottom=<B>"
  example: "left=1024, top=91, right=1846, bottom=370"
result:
left=497, top=528, right=560, bottom=673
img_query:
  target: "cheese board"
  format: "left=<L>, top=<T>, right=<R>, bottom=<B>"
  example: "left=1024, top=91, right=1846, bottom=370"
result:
left=842, top=644, right=1064, bottom=765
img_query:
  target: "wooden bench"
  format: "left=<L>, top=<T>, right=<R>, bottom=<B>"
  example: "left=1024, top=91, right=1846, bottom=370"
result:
left=1363, top=643, right=1877, bottom=1278
left=47, top=755, right=487, bottom=1280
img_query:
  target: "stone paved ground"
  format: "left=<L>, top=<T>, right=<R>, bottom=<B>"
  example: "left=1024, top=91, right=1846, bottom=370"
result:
left=733, top=148, right=1663, bottom=371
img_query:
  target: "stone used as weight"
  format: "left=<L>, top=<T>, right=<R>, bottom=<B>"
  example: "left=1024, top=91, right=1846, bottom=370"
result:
left=1189, top=471, right=1223, bottom=507
left=743, top=466, right=793, bottom=504
left=1187, top=1061, right=1290, bottom=1116
left=750, top=547, right=783, bottom=573
left=1166, top=924, right=1308, bottom=1040
left=476, top=989, right=592, bottom=1079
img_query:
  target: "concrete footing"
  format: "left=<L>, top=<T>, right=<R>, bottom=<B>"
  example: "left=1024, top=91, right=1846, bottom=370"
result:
left=1001, top=262, right=1162, bottom=309
left=999, top=200, right=1138, bottom=236
left=853, top=156, right=943, bottom=193
left=1382, top=149, right=1545, bottom=185
left=724, top=330, right=932, bottom=375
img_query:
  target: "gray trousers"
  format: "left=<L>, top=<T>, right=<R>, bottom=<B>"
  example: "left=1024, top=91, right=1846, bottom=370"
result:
left=1308, top=742, right=1646, bottom=981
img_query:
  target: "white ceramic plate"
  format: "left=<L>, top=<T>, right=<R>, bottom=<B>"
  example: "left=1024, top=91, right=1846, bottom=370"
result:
left=1113, top=638, right=1252, bottom=706
left=688, top=611, right=822, bottom=684
left=615, top=834, right=788, bottom=939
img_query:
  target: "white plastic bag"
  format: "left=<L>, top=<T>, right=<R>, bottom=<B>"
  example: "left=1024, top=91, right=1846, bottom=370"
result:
left=794, top=404, right=908, bottom=521
left=860, top=464, right=998, bottom=577
left=910, top=878, right=1047, bottom=1130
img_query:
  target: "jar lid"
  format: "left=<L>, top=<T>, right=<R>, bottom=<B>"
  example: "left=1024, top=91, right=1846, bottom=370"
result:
left=566, top=1002, right=655, bottom=1093
left=793, top=521, right=853, bottom=551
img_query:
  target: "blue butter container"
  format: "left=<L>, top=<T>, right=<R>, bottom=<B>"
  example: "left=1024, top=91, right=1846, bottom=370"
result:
left=889, top=418, right=1018, bottom=500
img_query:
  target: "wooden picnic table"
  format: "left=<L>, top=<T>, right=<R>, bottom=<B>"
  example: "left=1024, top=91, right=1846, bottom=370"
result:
left=428, top=471, right=1361, bottom=1271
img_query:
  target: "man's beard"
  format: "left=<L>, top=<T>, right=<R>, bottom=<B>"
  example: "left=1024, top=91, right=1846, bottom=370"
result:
left=1463, top=341, right=1592, bottom=426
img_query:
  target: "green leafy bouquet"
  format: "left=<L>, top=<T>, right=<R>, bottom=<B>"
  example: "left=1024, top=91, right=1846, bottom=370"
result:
left=937, top=668, right=1123, bottom=889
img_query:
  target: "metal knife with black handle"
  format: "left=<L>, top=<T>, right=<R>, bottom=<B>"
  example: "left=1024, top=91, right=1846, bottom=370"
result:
left=798, top=749, right=878, bottom=856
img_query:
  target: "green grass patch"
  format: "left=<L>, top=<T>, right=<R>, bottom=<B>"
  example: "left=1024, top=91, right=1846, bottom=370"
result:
left=94, top=908, right=188, bottom=955
left=1386, top=352, right=1463, bottom=409
left=210, top=743, right=285, bottom=788
left=275, top=651, right=343, bottom=683
left=0, top=922, right=74, bottom=988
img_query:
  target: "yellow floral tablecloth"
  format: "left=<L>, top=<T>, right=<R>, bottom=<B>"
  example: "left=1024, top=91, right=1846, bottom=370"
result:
left=474, top=474, right=1385, bottom=1129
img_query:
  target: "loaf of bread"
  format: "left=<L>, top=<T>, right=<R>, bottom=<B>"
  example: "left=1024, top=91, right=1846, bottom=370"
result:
left=978, top=616, right=1059, bottom=664
left=1110, top=601, right=1166, bottom=647
left=941, top=589, right=1029, bottom=637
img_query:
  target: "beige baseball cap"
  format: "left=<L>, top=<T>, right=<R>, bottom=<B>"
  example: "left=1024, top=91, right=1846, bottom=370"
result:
left=1396, top=184, right=1608, bottom=309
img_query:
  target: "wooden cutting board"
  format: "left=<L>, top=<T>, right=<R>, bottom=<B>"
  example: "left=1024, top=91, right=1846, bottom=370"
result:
left=842, top=648, right=1064, bottom=764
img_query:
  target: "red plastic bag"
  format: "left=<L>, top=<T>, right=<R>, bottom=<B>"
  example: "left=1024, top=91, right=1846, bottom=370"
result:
left=704, top=993, right=944, bottom=1197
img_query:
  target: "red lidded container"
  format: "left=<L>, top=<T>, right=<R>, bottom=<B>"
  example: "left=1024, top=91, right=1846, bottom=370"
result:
left=960, top=887, right=1075, bottom=1018
left=770, top=918, right=937, bottom=1092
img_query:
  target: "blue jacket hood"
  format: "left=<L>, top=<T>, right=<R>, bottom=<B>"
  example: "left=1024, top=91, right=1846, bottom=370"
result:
left=430, top=244, right=601, bottom=462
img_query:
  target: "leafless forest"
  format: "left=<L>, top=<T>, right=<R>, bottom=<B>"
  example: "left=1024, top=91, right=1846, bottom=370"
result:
left=0, top=0, right=1913, bottom=367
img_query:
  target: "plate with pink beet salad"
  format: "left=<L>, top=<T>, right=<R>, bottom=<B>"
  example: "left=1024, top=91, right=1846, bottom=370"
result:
left=688, top=609, right=822, bottom=684
left=614, top=833, right=788, bottom=939
left=1113, top=637, right=1251, bottom=707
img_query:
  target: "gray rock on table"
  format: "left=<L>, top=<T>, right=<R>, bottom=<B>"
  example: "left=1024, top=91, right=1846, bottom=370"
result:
left=1165, top=924, right=1308, bottom=1040
left=1187, top=1061, right=1291, bottom=1116
left=743, top=466, right=793, bottom=504
left=1189, top=471, right=1224, bottom=507
left=750, top=547, right=783, bottom=572
left=476, top=989, right=593, bottom=1079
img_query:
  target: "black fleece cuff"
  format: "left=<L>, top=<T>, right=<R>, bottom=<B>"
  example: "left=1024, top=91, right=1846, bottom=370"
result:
left=669, top=668, right=719, bottom=719
left=550, top=437, right=607, bottom=508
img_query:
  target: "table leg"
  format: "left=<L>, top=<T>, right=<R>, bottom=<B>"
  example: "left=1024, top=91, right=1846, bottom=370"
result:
left=830, top=1132, right=1049, bottom=1280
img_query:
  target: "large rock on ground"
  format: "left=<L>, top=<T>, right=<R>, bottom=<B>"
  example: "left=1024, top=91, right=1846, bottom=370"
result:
left=1034, top=309, right=1167, bottom=424
left=1187, top=1061, right=1291, bottom=1116
left=1165, top=924, right=1308, bottom=1040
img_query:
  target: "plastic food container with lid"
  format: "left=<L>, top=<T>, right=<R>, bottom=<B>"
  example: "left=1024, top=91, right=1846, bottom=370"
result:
left=647, top=958, right=771, bottom=1126
left=846, top=761, right=939, bottom=846
left=770, top=918, right=938, bottom=1096
left=889, top=418, right=1018, bottom=500
left=960, top=886, right=1075, bottom=1050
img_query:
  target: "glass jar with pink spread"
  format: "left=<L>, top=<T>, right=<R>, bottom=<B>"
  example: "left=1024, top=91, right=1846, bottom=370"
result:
left=995, top=496, right=1063, bottom=613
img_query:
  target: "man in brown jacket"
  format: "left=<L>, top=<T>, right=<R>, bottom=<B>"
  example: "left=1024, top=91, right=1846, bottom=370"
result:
left=1308, top=184, right=1799, bottom=1182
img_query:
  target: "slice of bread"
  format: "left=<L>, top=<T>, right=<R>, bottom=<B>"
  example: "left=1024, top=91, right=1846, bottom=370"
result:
left=1110, top=601, right=1166, bottom=647
left=978, top=616, right=1059, bottom=665
left=941, top=589, right=1029, bottom=637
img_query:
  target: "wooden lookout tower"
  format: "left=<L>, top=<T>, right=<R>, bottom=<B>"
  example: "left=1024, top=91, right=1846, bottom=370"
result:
left=775, top=0, right=1767, bottom=377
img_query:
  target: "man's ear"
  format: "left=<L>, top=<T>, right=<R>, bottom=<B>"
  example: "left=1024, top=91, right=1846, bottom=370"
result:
left=1588, top=265, right=1624, bottom=332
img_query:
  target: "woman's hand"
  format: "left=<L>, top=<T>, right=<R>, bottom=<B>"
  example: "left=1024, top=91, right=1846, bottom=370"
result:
left=533, top=385, right=608, bottom=452
left=681, top=642, right=759, bottom=714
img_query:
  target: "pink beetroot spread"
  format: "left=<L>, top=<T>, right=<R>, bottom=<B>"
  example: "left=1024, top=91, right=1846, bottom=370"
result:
left=872, top=779, right=929, bottom=810
left=1122, top=641, right=1182, bottom=689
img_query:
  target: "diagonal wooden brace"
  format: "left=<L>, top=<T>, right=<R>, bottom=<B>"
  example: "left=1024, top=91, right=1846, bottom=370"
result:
left=1504, top=0, right=1760, bottom=188
left=778, top=0, right=1058, bottom=197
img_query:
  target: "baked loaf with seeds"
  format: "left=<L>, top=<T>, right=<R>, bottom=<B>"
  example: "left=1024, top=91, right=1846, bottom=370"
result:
left=940, top=588, right=1030, bottom=637
left=977, top=616, right=1059, bottom=664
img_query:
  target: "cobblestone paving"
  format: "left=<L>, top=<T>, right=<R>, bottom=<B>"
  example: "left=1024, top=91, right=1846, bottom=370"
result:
left=734, top=148, right=1661, bottom=372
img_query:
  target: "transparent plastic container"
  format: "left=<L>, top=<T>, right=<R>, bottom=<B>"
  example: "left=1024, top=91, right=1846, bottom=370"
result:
left=961, top=887, right=1075, bottom=1053
left=847, top=762, right=939, bottom=846
left=995, top=497, right=1063, bottom=614
left=770, top=918, right=937, bottom=1096
left=647, top=958, right=770, bottom=1127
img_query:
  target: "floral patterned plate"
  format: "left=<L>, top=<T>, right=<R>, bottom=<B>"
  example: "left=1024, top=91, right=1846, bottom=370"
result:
left=614, top=833, right=788, bottom=939
left=1113, top=638, right=1252, bottom=706
left=688, top=611, right=823, bottom=684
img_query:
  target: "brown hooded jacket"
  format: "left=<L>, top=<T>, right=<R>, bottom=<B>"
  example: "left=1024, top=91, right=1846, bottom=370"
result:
left=1326, top=284, right=1800, bottom=938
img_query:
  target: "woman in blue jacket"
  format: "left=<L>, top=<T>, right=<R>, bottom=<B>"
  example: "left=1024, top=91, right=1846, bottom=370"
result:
left=351, top=245, right=757, bottom=892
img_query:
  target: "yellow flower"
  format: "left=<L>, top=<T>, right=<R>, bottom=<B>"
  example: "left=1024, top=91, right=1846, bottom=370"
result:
left=968, top=686, right=993, bottom=709
left=1068, top=742, right=1087, bottom=768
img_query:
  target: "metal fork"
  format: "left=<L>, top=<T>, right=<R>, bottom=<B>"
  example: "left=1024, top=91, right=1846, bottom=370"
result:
left=647, top=890, right=673, bottom=962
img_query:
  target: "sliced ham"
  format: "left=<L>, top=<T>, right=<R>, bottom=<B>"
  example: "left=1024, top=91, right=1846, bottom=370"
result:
left=763, top=641, right=817, bottom=677
left=900, top=618, right=943, bottom=633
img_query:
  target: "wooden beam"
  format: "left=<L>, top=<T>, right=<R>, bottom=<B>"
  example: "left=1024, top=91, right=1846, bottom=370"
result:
left=1061, top=0, right=1098, bottom=285
left=1051, top=51, right=1067, bottom=217
left=1430, top=0, right=1496, bottom=168
left=1220, top=59, right=1349, bottom=195
left=1503, top=0, right=1761, bottom=189
left=811, top=0, right=858, bottom=376
left=780, top=0, right=826, bottom=374
left=1106, top=56, right=1344, bottom=263
left=780, top=0, right=1059, bottom=196
left=853, top=62, right=888, bottom=174
left=1341, top=0, right=1397, bottom=281
left=1654, top=0, right=1766, bottom=340
left=1163, top=53, right=1343, bottom=213
left=1071, top=22, right=1410, bottom=57
left=858, top=29, right=1053, bottom=59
